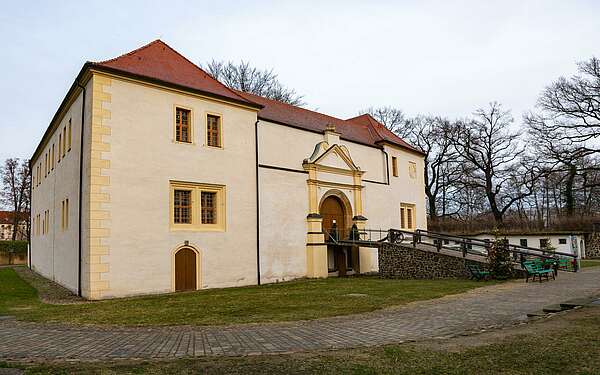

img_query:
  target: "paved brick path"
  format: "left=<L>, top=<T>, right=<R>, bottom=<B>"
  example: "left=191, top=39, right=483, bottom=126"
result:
left=1, top=268, right=599, bottom=362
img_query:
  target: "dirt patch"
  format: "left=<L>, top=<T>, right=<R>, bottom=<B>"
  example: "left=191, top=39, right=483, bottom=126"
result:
left=11, top=266, right=84, bottom=305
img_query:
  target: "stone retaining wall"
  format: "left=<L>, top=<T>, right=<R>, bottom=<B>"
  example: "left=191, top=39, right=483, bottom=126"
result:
left=378, top=243, right=487, bottom=279
left=586, top=232, right=600, bottom=258
left=0, top=252, right=27, bottom=265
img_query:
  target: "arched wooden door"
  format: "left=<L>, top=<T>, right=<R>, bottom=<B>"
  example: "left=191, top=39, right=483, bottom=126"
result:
left=320, top=196, right=348, bottom=276
left=175, top=248, right=197, bottom=291
left=320, top=196, right=346, bottom=233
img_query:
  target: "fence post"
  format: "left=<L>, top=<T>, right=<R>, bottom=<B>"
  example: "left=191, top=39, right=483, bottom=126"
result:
left=461, top=241, right=467, bottom=258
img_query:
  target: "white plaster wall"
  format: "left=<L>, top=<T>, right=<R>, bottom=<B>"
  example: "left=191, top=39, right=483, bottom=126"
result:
left=258, top=120, right=427, bottom=276
left=30, top=80, right=91, bottom=293
left=340, top=140, right=386, bottom=183
left=258, top=121, right=323, bottom=169
left=105, top=78, right=258, bottom=297
left=258, top=168, right=308, bottom=283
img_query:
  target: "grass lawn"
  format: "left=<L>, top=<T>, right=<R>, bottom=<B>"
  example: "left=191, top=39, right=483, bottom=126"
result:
left=0, top=267, right=491, bottom=326
left=8, top=302, right=600, bottom=374
left=581, top=259, right=600, bottom=268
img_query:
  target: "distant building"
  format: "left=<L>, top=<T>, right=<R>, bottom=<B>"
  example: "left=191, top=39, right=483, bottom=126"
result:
left=0, top=211, right=28, bottom=241
left=470, top=231, right=586, bottom=258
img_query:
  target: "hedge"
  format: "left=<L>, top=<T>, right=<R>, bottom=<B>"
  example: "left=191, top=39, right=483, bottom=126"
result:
left=0, top=241, right=28, bottom=254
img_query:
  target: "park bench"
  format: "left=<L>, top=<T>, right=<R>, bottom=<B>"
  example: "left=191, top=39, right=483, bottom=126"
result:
left=466, top=263, right=490, bottom=281
left=523, top=261, right=555, bottom=283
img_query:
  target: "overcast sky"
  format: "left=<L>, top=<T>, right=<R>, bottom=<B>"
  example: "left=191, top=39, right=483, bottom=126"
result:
left=1, top=0, right=599, bottom=161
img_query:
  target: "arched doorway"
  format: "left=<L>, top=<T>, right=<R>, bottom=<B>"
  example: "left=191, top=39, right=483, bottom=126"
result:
left=320, top=194, right=354, bottom=276
left=321, top=195, right=346, bottom=235
left=175, top=247, right=197, bottom=291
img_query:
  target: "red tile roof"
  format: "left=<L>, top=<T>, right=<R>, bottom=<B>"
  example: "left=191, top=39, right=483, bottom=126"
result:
left=91, top=40, right=259, bottom=108
left=236, top=91, right=421, bottom=152
left=0, top=211, right=26, bottom=224
left=92, top=40, right=421, bottom=153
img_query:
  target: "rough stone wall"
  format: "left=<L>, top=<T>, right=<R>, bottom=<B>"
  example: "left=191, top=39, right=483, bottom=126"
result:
left=585, top=232, right=600, bottom=258
left=378, top=243, right=486, bottom=279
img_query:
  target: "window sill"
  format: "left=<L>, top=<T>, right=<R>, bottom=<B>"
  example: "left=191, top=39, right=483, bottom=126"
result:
left=170, top=225, right=226, bottom=232
left=172, top=140, right=195, bottom=146
left=204, top=145, right=224, bottom=150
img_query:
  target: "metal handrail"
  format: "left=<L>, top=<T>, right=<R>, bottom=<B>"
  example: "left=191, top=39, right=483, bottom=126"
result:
left=321, top=227, right=577, bottom=271
left=409, top=229, right=576, bottom=259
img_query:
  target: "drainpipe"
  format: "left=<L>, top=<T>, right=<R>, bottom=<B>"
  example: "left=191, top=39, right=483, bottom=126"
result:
left=255, top=119, right=261, bottom=285
left=382, top=149, right=390, bottom=185
left=28, top=159, right=32, bottom=269
left=76, top=81, right=86, bottom=297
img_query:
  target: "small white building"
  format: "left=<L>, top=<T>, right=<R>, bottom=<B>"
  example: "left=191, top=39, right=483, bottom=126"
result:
left=471, top=232, right=586, bottom=258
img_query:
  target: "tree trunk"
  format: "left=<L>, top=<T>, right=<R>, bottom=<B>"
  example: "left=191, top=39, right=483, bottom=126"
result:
left=564, top=163, right=576, bottom=217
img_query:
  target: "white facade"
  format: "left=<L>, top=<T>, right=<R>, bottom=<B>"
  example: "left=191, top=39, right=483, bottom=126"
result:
left=30, top=41, right=427, bottom=299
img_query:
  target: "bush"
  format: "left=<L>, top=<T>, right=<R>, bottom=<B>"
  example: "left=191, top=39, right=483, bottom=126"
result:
left=488, top=236, right=513, bottom=279
left=0, top=241, right=28, bottom=254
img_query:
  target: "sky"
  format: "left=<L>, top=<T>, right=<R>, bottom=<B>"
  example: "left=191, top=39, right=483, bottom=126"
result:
left=1, top=0, right=599, bottom=161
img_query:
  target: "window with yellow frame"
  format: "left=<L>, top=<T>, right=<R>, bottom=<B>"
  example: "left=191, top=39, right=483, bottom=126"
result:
left=169, top=181, right=226, bottom=231
left=400, top=203, right=416, bottom=230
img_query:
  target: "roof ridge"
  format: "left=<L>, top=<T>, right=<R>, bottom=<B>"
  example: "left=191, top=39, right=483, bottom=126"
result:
left=236, top=90, right=347, bottom=123
left=347, top=114, right=386, bottom=142
left=94, top=40, right=257, bottom=106
left=153, top=41, right=255, bottom=105
left=95, top=39, right=163, bottom=65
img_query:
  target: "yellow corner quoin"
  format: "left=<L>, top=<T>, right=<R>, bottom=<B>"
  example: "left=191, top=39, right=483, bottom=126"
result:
left=86, top=73, right=112, bottom=300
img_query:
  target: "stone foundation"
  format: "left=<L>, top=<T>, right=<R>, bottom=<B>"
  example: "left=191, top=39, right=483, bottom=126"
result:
left=378, top=243, right=487, bottom=279
left=0, top=252, right=27, bottom=265
left=585, top=232, right=600, bottom=258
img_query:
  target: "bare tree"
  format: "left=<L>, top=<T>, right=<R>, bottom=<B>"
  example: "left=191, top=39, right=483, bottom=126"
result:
left=0, top=158, right=31, bottom=240
left=408, top=116, right=462, bottom=221
left=454, top=102, right=534, bottom=226
left=360, top=106, right=413, bottom=138
left=529, top=57, right=600, bottom=153
left=203, top=60, right=305, bottom=106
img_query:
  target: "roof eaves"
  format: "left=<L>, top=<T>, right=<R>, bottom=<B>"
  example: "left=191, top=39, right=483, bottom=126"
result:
left=88, top=63, right=264, bottom=110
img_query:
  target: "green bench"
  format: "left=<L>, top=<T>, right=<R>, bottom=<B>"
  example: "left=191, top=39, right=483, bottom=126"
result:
left=466, top=263, right=491, bottom=281
left=523, top=261, right=555, bottom=283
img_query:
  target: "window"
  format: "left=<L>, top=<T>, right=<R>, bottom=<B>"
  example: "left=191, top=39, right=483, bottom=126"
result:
left=62, top=126, right=67, bottom=157
left=206, top=114, right=221, bottom=147
left=61, top=198, right=69, bottom=231
left=559, top=238, right=567, bottom=245
left=43, top=210, right=49, bottom=235
left=408, top=161, right=417, bottom=179
left=201, top=191, right=216, bottom=224
left=67, top=119, right=72, bottom=151
left=400, top=203, right=416, bottom=230
left=520, top=239, right=528, bottom=247
left=539, top=239, right=549, bottom=248
left=45, top=152, right=48, bottom=177
left=175, top=107, right=191, bottom=143
left=174, top=189, right=192, bottom=224
left=392, top=156, right=398, bottom=177
left=58, top=133, right=62, bottom=162
left=400, top=207, right=405, bottom=228
left=170, top=182, right=226, bottom=231
left=51, top=144, right=55, bottom=170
